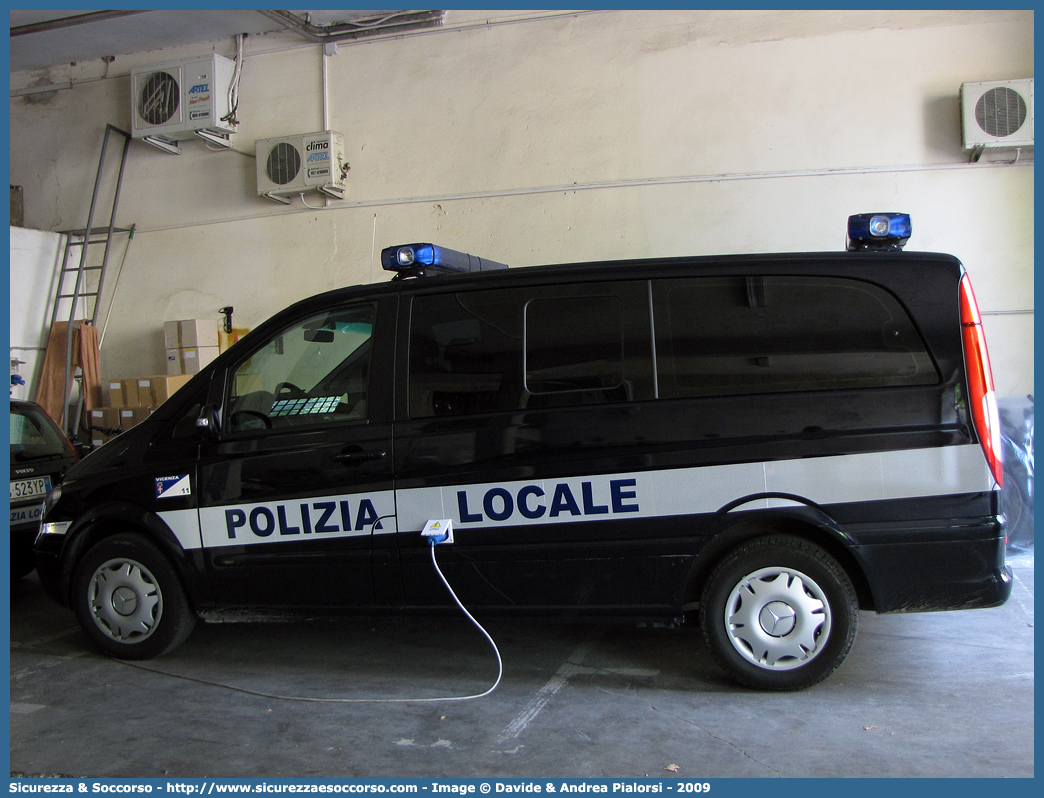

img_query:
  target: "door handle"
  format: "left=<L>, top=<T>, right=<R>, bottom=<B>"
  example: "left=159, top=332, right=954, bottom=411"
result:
left=332, top=449, right=387, bottom=464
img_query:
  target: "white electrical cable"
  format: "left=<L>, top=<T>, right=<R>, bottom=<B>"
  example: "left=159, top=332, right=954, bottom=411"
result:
left=115, top=541, right=504, bottom=704
left=298, top=192, right=329, bottom=210
left=337, top=11, right=420, bottom=29
left=223, top=34, right=244, bottom=126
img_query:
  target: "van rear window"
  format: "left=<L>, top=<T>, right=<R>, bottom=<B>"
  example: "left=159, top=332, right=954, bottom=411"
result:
left=408, top=275, right=938, bottom=418
left=653, top=276, right=939, bottom=398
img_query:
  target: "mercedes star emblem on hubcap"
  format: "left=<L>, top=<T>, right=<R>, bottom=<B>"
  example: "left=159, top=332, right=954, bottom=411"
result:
left=759, top=601, right=797, bottom=637
left=111, top=586, right=139, bottom=616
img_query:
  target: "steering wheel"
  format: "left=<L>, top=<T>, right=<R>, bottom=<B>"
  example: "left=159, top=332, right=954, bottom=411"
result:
left=273, top=381, right=307, bottom=400
left=230, top=409, right=272, bottom=432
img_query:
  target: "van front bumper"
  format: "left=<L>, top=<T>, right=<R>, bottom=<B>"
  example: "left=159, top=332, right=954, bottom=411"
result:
left=33, top=522, right=70, bottom=606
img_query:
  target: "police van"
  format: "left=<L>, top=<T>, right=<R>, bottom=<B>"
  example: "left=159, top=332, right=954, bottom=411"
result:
left=34, top=213, right=1012, bottom=690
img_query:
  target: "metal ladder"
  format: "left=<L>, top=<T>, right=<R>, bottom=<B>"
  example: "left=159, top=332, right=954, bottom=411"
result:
left=49, top=124, right=133, bottom=436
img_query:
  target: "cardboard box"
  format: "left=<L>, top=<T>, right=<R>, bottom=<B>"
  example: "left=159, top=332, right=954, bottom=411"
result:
left=166, top=346, right=219, bottom=375
left=88, top=407, right=121, bottom=431
left=89, top=407, right=122, bottom=446
left=164, top=319, right=219, bottom=349
left=145, top=374, right=193, bottom=405
left=119, top=407, right=154, bottom=430
left=107, top=381, right=125, bottom=408
left=108, top=379, right=144, bottom=408
left=135, top=377, right=153, bottom=406
left=91, top=431, right=120, bottom=448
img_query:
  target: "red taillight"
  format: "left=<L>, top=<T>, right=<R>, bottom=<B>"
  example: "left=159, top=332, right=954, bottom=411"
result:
left=959, top=274, right=1003, bottom=487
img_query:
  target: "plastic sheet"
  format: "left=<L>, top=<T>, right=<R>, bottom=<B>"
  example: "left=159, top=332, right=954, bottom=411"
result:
left=999, top=394, right=1034, bottom=552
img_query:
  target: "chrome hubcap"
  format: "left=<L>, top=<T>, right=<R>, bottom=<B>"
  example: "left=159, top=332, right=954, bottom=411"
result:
left=87, top=558, right=162, bottom=643
left=759, top=601, right=797, bottom=637
left=724, top=567, right=831, bottom=671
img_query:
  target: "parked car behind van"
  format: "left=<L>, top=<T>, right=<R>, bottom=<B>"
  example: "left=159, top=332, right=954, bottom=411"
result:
left=10, top=400, right=78, bottom=577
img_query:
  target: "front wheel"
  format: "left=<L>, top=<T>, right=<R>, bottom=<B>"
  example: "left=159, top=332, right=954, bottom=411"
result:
left=71, top=533, right=196, bottom=659
left=11, top=552, right=35, bottom=580
left=700, top=535, right=857, bottom=690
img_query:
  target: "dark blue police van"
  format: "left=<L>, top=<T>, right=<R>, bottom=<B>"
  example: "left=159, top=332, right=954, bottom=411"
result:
left=34, top=214, right=1012, bottom=690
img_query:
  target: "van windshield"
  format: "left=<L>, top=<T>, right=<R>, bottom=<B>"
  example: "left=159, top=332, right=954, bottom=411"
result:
left=227, top=304, right=375, bottom=431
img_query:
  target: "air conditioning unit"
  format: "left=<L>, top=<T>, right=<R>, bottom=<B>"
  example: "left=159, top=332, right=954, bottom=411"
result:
left=960, top=79, right=1034, bottom=150
left=256, top=131, right=348, bottom=204
left=130, top=55, right=238, bottom=152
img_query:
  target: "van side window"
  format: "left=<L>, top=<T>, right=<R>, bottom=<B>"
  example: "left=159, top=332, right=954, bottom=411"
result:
left=409, top=291, right=523, bottom=417
left=409, top=283, right=652, bottom=417
left=524, top=295, right=626, bottom=402
left=653, top=276, right=939, bottom=398
left=225, top=304, right=376, bottom=433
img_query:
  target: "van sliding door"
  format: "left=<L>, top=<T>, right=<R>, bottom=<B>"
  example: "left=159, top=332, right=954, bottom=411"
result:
left=394, top=280, right=692, bottom=615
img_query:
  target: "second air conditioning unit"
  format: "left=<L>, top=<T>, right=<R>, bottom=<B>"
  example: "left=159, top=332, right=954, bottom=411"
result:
left=256, top=131, right=348, bottom=203
left=131, top=55, right=238, bottom=152
left=960, top=79, right=1034, bottom=150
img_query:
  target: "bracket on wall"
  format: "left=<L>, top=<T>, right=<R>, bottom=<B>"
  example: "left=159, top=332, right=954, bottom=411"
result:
left=196, top=129, right=233, bottom=149
left=219, top=306, right=234, bottom=334
left=143, top=136, right=180, bottom=155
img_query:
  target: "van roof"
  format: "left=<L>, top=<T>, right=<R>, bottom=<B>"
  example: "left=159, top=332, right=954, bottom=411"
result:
left=246, top=248, right=964, bottom=352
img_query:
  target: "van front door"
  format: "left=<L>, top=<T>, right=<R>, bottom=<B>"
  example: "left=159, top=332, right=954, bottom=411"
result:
left=195, top=299, right=397, bottom=611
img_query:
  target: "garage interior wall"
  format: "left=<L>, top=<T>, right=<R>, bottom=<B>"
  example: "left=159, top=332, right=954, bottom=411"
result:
left=8, top=10, right=1034, bottom=400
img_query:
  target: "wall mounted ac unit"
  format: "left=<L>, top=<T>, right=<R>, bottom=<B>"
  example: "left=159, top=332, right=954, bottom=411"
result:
left=130, top=55, right=238, bottom=152
left=256, top=131, right=348, bottom=204
left=960, top=79, right=1034, bottom=150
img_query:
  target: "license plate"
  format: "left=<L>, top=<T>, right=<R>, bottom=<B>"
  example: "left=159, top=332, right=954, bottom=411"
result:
left=10, top=476, right=52, bottom=501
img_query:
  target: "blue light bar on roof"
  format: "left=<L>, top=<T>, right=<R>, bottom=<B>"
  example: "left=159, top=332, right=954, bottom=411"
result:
left=846, top=213, right=912, bottom=251
left=381, top=243, right=508, bottom=277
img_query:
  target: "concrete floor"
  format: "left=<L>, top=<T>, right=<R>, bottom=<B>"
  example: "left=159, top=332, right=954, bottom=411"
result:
left=10, top=552, right=1034, bottom=780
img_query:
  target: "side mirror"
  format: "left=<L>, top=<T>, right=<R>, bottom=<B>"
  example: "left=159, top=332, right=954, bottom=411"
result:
left=195, top=404, right=221, bottom=437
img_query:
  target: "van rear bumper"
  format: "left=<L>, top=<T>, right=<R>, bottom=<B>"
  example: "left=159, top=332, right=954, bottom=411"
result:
left=852, top=527, right=1012, bottom=613
left=821, top=490, right=1008, bottom=613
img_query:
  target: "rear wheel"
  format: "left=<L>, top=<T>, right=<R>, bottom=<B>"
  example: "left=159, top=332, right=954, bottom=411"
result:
left=700, top=535, right=857, bottom=690
left=71, top=533, right=195, bottom=659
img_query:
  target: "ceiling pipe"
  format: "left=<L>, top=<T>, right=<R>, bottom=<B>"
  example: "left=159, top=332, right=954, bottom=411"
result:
left=255, top=10, right=444, bottom=44
left=11, top=10, right=151, bottom=37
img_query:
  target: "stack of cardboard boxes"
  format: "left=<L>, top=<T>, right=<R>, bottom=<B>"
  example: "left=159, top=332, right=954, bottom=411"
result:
left=89, top=319, right=219, bottom=448
left=165, top=319, right=220, bottom=376
left=89, top=374, right=193, bottom=446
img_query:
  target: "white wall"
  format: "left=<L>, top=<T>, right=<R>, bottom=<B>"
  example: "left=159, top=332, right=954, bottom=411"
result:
left=9, top=227, right=63, bottom=401
left=9, top=9, right=1034, bottom=396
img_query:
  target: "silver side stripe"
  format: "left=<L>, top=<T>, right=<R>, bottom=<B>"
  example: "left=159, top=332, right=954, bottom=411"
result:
left=161, top=445, right=994, bottom=550
left=161, top=508, right=203, bottom=551
left=196, top=491, right=397, bottom=549
left=395, top=444, right=994, bottom=533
